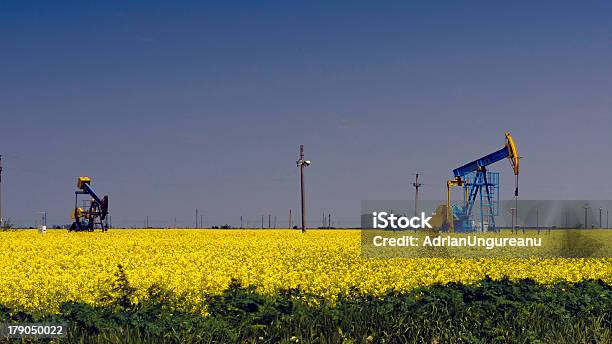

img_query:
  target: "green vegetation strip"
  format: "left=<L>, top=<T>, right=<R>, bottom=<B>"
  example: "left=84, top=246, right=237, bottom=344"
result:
left=0, top=272, right=610, bottom=343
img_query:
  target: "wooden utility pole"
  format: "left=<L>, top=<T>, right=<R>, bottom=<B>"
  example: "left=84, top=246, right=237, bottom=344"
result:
left=289, top=209, right=292, bottom=229
left=195, top=208, right=199, bottom=228
left=240, top=215, right=243, bottom=229
left=328, top=213, right=331, bottom=228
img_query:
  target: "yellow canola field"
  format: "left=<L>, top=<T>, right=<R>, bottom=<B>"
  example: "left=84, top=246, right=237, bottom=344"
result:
left=0, top=229, right=610, bottom=312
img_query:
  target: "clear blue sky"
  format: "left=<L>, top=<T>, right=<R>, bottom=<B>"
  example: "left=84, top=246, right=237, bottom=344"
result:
left=1, top=1, right=611, bottom=227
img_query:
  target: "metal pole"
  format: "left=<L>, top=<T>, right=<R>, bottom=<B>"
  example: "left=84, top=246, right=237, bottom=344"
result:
left=584, top=205, right=588, bottom=229
left=0, top=155, right=3, bottom=227
left=599, top=208, right=602, bottom=229
left=515, top=174, right=519, bottom=233
left=240, top=215, right=243, bottom=229
left=289, top=209, right=292, bottom=229
left=299, top=145, right=306, bottom=233
left=195, top=208, right=199, bottom=228
left=413, top=173, right=422, bottom=217
left=74, top=192, right=78, bottom=228
left=268, top=214, right=271, bottom=228
left=536, top=208, right=539, bottom=234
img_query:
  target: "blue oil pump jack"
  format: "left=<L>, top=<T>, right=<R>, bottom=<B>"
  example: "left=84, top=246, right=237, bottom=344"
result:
left=69, top=176, right=109, bottom=232
left=447, top=132, right=519, bottom=232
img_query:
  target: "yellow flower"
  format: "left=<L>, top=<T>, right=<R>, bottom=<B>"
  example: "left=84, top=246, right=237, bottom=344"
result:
left=0, top=229, right=609, bottom=312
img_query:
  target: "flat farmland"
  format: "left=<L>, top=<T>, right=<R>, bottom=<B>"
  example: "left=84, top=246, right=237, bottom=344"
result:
left=0, top=229, right=609, bottom=313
